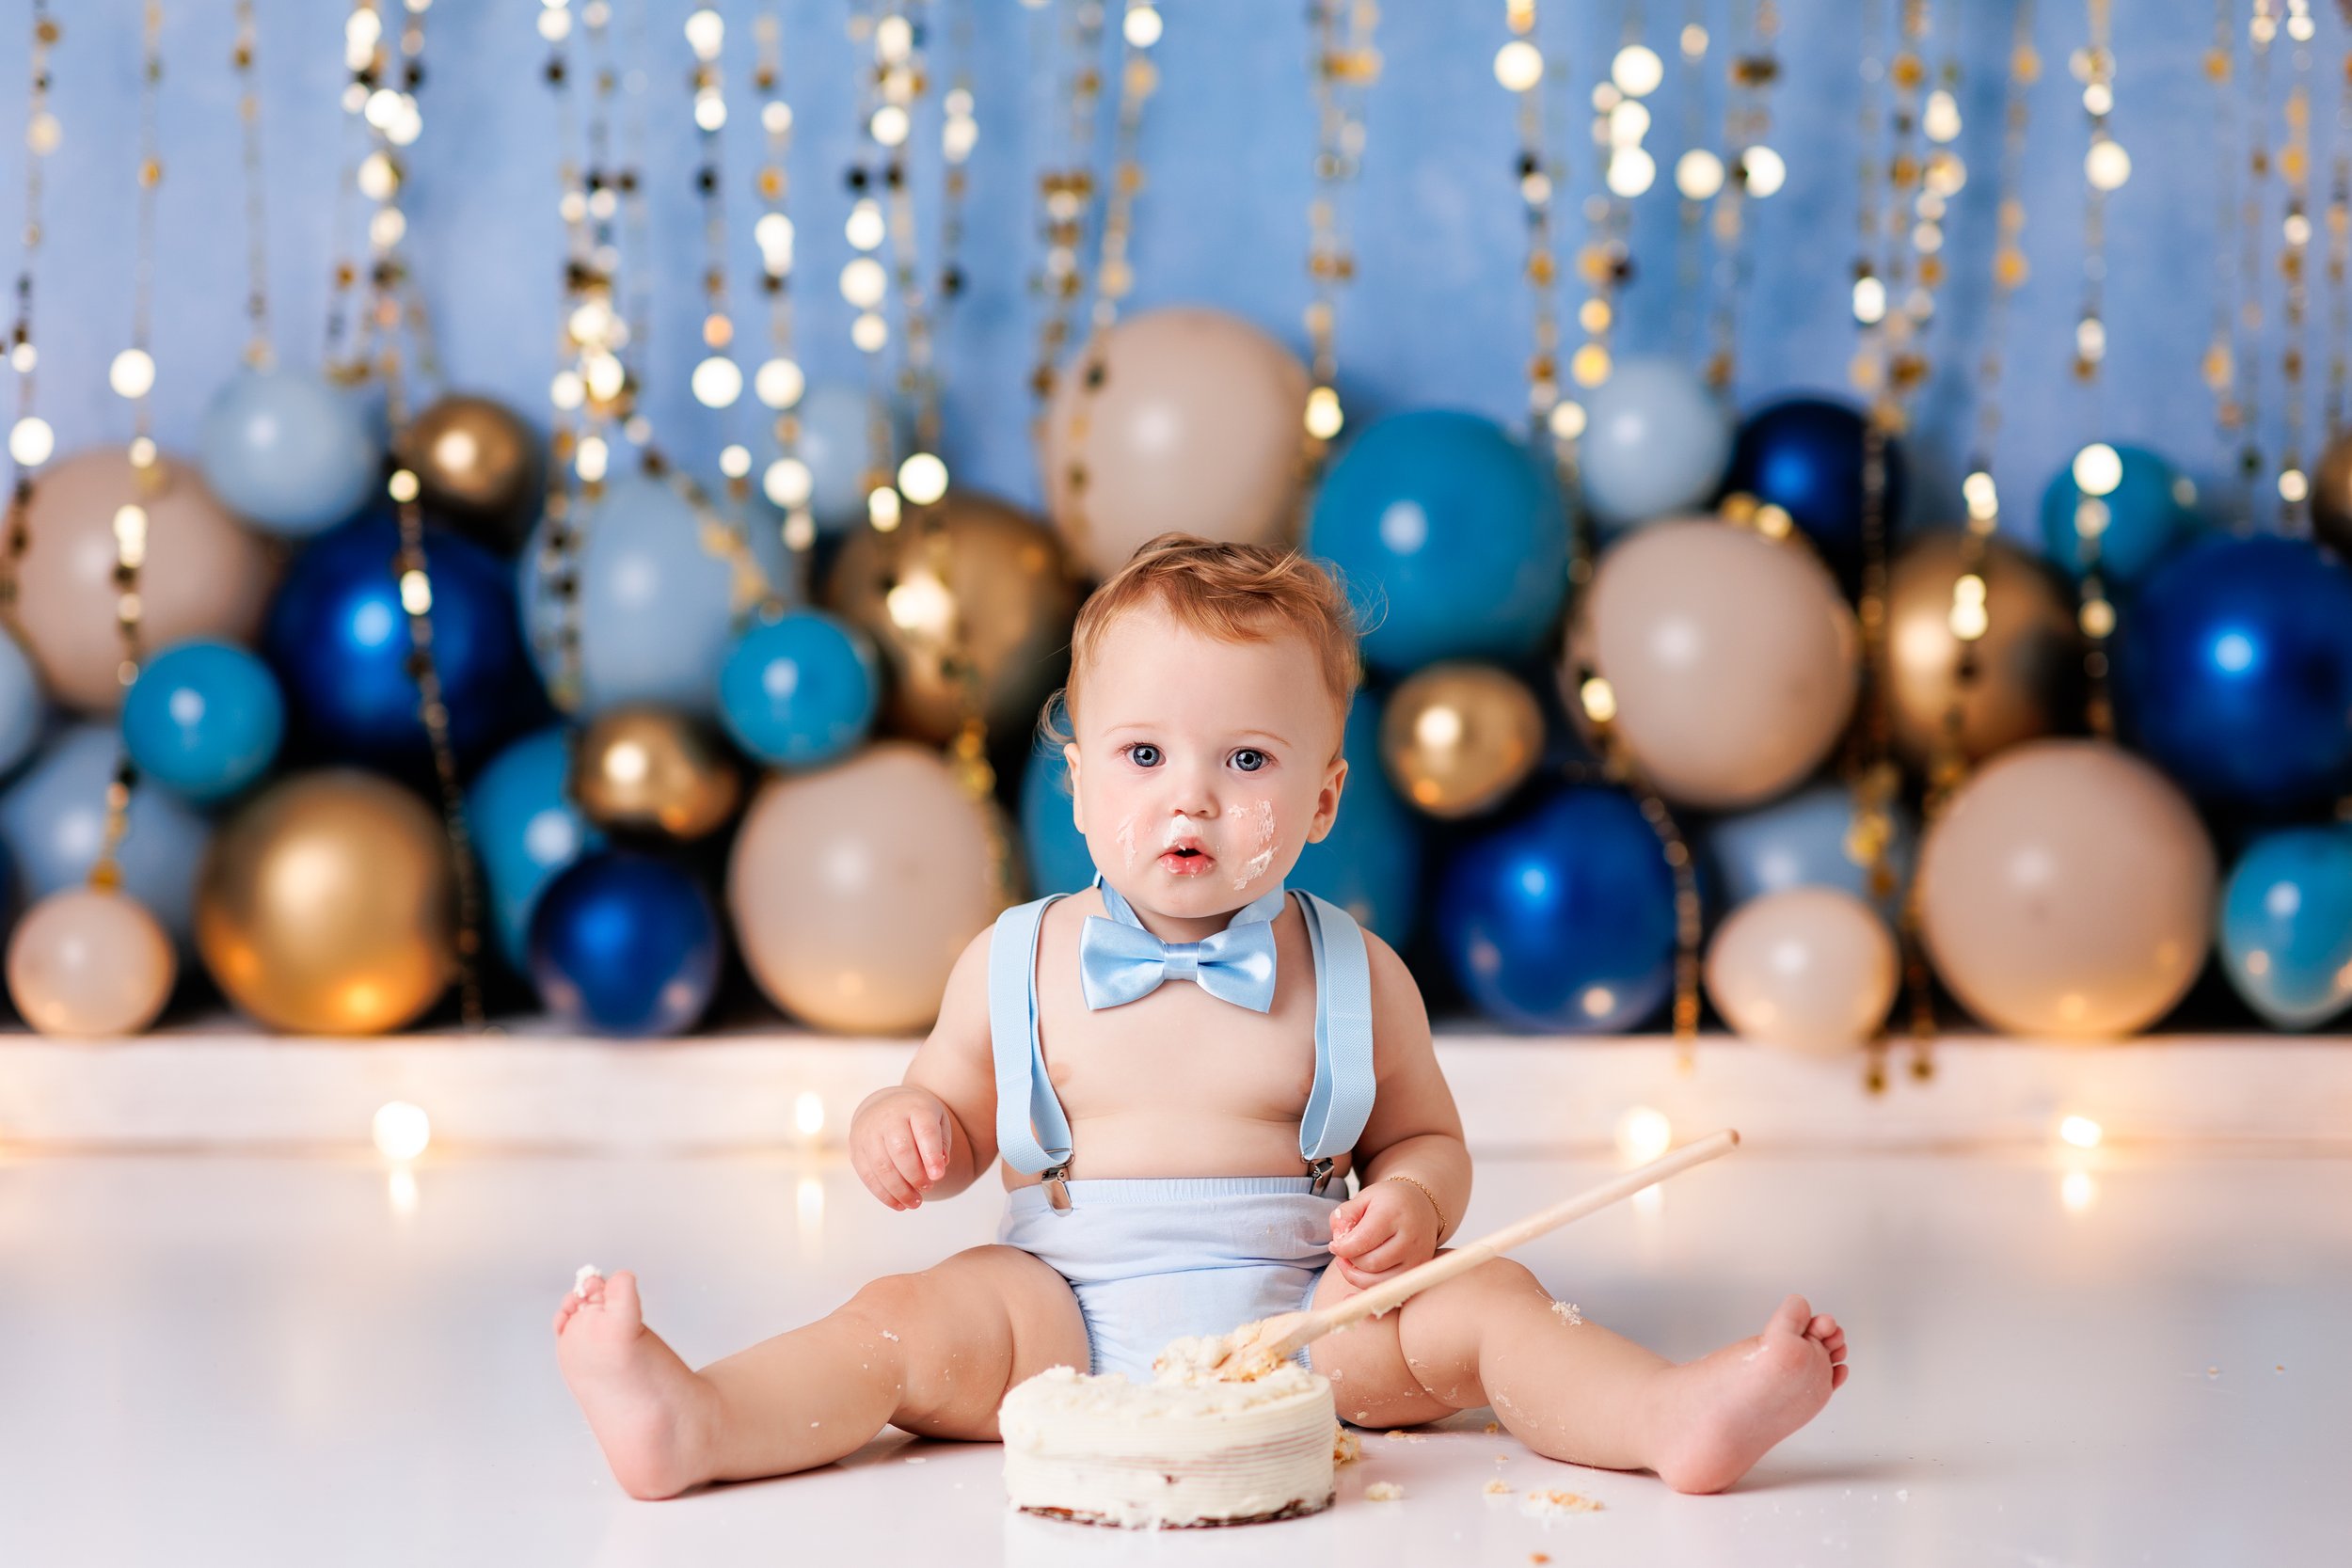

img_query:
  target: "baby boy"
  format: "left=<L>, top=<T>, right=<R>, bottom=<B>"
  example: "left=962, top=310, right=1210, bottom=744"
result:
left=554, top=533, right=1850, bottom=1499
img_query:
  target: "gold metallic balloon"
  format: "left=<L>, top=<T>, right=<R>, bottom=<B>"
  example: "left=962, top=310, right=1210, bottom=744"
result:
left=2312, top=429, right=2352, bottom=559
left=1380, top=662, right=1544, bottom=818
left=572, top=706, right=744, bottom=840
left=1885, top=531, right=2081, bottom=768
left=825, top=493, right=1081, bottom=746
left=6, top=887, right=177, bottom=1038
left=195, top=769, right=458, bottom=1036
left=403, top=395, right=542, bottom=550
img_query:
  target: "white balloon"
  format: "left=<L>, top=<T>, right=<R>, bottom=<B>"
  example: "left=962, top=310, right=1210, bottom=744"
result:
left=1704, top=887, right=1897, bottom=1058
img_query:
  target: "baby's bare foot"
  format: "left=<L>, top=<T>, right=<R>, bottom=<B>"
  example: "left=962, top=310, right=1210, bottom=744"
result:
left=1648, top=1293, right=1849, bottom=1495
left=553, top=1268, right=723, bottom=1500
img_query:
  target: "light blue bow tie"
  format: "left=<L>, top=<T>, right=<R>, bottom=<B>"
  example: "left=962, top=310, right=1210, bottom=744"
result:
left=1078, top=879, right=1286, bottom=1013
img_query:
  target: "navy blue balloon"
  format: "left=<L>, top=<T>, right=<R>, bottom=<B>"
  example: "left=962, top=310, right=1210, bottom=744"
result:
left=1307, top=411, right=1568, bottom=674
left=528, top=851, right=723, bottom=1037
left=1292, top=694, right=1423, bottom=945
left=1722, top=398, right=1905, bottom=562
left=1438, top=786, right=1676, bottom=1032
left=2218, top=827, right=2352, bottom=1029
left=1019, top=739, right=1100, bottom=898
left=717, top=609, right=882, bottom=768
left=2116, top=535, right=2352, bottom=810
left=466, top=727, right=606, bottom=969
left=2036, top=443, right=2198, bottom=587
left=264, top=515, right=542, bottom=775
left=121, top=640, right=285, bottom=802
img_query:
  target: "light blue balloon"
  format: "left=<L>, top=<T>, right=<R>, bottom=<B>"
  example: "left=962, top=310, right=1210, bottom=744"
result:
left=2037, top=443, right=2199, bottom=587
left=121, top=641, right=284, bottom=803
left=1306, top=410, right=1569, bottom=674
left=0, top=722, right=213, bottom=945
left=717, top=609, right=881, bottom=768
left=2218, top=827, right=2352, bottom=1029
left=795, top=384, right=911, bottom=536
left=1579, top=356, right=1735, bottom=533
left=465, top=727, right=607, bottom=970
left=1700, top=781, right=1916, bottom=923
left=1018, top=739, right=1099, bottom=898
left=519, top=472, right=789, bottom=719
left=0, top=626, right=46, bottom=780
left=198, top=369, right=382, bottom=537
left=1292, top=694, right=1423, bottom=945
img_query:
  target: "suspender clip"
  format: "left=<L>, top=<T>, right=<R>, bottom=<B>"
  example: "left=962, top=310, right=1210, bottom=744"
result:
left=1307, top=1155, right=1338, bottom=1196
left=1041, top=1162, right=1073, bottom=1213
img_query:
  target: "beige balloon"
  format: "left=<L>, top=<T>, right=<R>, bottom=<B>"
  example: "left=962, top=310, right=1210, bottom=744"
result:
left=18, top=449, right=280, bottom=712
left=729, top=741, right=1009, bottom=1034
left=1917, top=739, right=2215, bottom=1039
left=1704, top=887, right=1896, bottom=1058
left=7, top=887, right=178, bottom=1037
left=1040, top=307, right=1311, bottom=580
left=1580, top=518, right=1860, bottom=809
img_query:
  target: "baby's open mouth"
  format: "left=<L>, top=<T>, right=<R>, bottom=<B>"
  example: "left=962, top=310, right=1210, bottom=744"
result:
left=1159, top=841, right=1216, bottom=876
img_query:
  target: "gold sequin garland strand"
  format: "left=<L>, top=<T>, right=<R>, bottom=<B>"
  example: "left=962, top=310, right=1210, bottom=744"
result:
left=534, top=0, right=593, bottom=715
left=234, top=1, right=272, bottom=371
left=350, top=0, right=488, bottom=1031
left=1302, top=0, right=1378, bottom=468
left=90, top=2, right=168, bottom=895
left=749, top=10, right=816, bottom=584
left=2278, top=3, right=2317, bottom=532
left=1702, top=1, right=1784, bottom=394
left=1497, top=2, right=1570, bottom=487
left=684, top=4, right=758, bottom=545
left=323, top=8, right=373, bottom=378
left=1668, top=4, right=1708, bottom=357
left=2, top=2, right=61, bottom=619
left=2068, top=0, right=2128, bottom=739
left=2203, top=3, right=2244, bottom=473
left=2326, top=6, right=2350, bottom=445
left=839, top=3, right=907, bottom=536
left=1025, top=0, right=1105, bottom=433
left=2237, top=7, right=2275, bottom=533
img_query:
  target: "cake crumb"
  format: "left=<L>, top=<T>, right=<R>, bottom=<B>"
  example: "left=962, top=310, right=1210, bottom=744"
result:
left=1332, top=1428, right=1362, bottom=1467
left=1533, top=1557, right=1550, bottom=1565
left=2206, top=1366, right=2220, bottom=1378
left=1364, top=1481, right=1406, bottom=1501
left=902, top=1456, right=926, bottom=1465
left=1483, top=1478, right=1514, bottom=1497
left=880, top=1329, right=899, bottom=1342
left=1383, top=1429, right=1427, bottom=1443
left=1483, top=1421, right=1501, bottom=1434
left=1522, top=1487, right=1604, bottom=1516
left=1896, top=1488, right=1910, bottom=1502
left=1550, top=1300, right=1582, bottom=1327
left=2276, top=1364, right=2285, bottom=1372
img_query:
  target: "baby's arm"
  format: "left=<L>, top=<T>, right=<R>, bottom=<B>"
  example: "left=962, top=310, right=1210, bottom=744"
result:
left=1327, top=933, right=1471, bottom=1286
left=847, top=928, right=1001, bottom=1210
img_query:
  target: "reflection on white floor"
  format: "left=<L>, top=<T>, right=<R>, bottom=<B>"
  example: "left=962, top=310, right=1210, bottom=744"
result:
left=3, top=1147, right=2347, bottom=1566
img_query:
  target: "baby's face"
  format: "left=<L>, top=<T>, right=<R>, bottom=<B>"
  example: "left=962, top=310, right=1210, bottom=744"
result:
left=1065, top=604, right=1346, bottom=925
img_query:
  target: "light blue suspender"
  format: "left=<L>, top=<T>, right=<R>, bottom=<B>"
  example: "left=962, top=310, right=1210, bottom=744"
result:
left=986, top=885, right=1377, bottom=1212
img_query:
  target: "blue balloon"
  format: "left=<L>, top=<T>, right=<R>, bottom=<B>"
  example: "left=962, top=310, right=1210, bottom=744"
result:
left=0, top=626, right=45, bottom=780
left=2219, top=827, right=2352, bottom=1028
left=1018, top=739, right=1099, bottom=898
left=1437, top=786, right=1675, bottom=1032
left=718, top=609, right=881, bottom=768
left=266, top=515, right=542, bottom=775
left=1580, top=356, right=1735, bottom=532
left=2115, top=535, right=2352, bottom=810
left=1700, top=782, right=1915, bottom=923
left=518, top=472, right=788, bottom=719
left=121, top=641, right=285, bottom=803
left=0, top=722, right=212, bottom=944
left=2037, top=443, right=2198, bottom=587
left=1292, top=694, right=1423, bottom=945
left=1721, top=397, right=1906, bottom=562
left=198, top=369, right=381, bottom=538
left=466, top=727, right=606, bottom=969
left=1307, top=411, right=1568, bottom=674
left=528, top=850, right=723, bottom=1037
left=796, top=383, right=911, bottom=536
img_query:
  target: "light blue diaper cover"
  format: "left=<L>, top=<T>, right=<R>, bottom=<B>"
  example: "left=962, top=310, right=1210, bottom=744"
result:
left=986, top=879, right=1377, bottom=1382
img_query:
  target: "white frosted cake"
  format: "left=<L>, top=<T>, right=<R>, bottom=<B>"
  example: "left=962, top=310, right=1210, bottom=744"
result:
left=999, top=1355, right=1338, bottom=1528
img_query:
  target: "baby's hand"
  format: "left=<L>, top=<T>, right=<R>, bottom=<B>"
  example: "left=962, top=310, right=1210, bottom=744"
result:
left=849, top=1086, right=953, bottom=1211
left=1327, top=1177, right=1441, bottom=1288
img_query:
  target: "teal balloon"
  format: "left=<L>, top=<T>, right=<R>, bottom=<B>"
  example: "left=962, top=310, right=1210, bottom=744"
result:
left=0, top=722, right=212, bottom=945
left=717, top=609, right=881, bottom=768
left=796, top=384, right=911, bottom=535
left=2218, top=827, right=2352, bottom=1029
left=1018, top=740, right=1098, bottom=898
left=466, top=726, right=606, bottom=969
left=198, top=369, right=381, bottom=538
left=1700, top=782, right=1915, bottom=924
left=2038, top=444, right=2198, bottom=587
left=1292, top=694, right=1423, bottom=945
left=120, top=640, right=285, bottom=803
left=1307, top=410, right=1568, bottom=674
left=1580, top=356, right=1735, bottom=532
left=518, top=473, right=788, bottom=720
left=0, top=626, right=45, bottom=780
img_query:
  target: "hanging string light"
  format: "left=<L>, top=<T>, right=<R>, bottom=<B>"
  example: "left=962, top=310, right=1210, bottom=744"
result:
left=2069, top=0, right=2128, bottom=740
left=1302, top=0, right=1379, bottom=463
left=750, top=8, right=816, bottom=580
left=2, top=3, right=62, bottom=617
left=1701, top=0, right=1782, bottom=392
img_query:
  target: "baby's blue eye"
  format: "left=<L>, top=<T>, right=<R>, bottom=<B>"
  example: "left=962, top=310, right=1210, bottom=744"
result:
left=1128, top=743, right=1163, bottom=768
left=1232, top=749, right=1268, bottom=773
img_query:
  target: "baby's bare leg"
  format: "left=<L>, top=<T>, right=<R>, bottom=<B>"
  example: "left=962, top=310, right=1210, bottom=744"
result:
left=1308, top=1257, right=1848, bottom=1494
left=554, top=1243, right=1084, bottom=1499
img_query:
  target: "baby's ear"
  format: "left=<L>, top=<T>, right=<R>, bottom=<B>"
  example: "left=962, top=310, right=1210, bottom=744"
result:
left=1309, top=755, right=1349, bottom=842
left=1063, top=743, right=1085, bottom=833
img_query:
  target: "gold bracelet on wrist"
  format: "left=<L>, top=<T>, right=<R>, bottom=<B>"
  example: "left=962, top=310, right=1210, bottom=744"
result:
left=1379, top=1173, right=1446, bottom=1235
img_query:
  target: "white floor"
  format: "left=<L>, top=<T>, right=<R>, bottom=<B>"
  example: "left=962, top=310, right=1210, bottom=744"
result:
left=4, top=1146, right=2346, bottom=1567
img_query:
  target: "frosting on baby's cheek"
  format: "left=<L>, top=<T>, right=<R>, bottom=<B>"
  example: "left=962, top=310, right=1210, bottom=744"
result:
left=1116, top=815, right=1139, bottom=870
left=1232, top=800, right=1279, bottom=891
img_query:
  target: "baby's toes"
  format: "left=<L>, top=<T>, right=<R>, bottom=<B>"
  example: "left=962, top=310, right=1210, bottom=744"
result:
left=1823, top=1330, right=1848, bottom=1362
left=1831, top=1363, right=1851, bottom=1390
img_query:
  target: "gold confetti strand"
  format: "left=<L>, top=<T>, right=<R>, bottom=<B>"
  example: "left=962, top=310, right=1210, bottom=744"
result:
left=2278, top=2, right=2316, bottom=533
left=2204, top=1, right=2243, bottom=467
left=2326, top=3, right=2349, bottom=444
left=2068, top=0, right=2129, bottom=741
left=1705, top=2, right=1783, bottom=394
left=534, top=0, right=592, bottom=714
left=234, top=1, right=273, bottom=370
left=2237, top=6, right=2276, bottom=533
left=749, top=7, right=816, bottom=590
left=1302, top=0, right=1379, bottom=477
left=1025, top=0, right=1106, bottom=436
left=1668, top=1, right=1709, bottom=359
left=3, top=1, right=63, bottom=622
